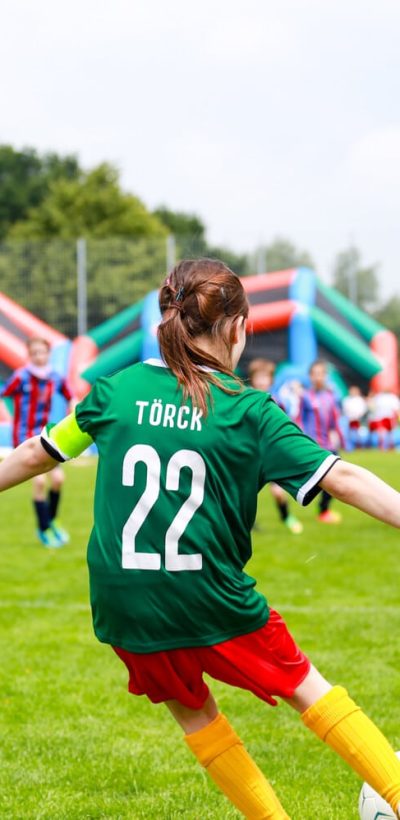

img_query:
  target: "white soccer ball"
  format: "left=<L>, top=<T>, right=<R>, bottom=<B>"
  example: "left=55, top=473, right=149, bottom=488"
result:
left=358, top=751, right=400, bottom=820
left=358, top=780, right=396, bottom=819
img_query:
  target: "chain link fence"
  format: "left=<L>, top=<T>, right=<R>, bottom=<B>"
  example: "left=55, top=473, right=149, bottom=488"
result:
left=0, top=237, right=254, bottom=338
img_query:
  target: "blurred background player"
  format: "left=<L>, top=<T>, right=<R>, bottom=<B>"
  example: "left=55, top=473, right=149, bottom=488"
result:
left=0, top=337, right=74, bottom=547
left=367, top=389, right=400, bottom=451
left=342, top=385, right=368, bottom=449
left=299, top=359, right=345, bottom=524
left=248, top=358, right=303, bottom=534
left=276, top=377, right=303, bottom=423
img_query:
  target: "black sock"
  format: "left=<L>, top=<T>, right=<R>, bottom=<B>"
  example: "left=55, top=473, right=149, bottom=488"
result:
left=34, top=500, right=50, bottom=531
left=276, top=500, right=289, bottom=521
left=48, top=490, right=60, bottom=522
left=319, top=490, right=332, bottom=514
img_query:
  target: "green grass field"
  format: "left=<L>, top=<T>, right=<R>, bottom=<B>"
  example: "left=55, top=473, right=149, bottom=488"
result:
left=1, top=450, right=400, bottom=819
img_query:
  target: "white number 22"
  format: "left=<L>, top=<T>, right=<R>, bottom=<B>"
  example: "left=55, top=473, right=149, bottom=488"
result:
left=122, top=445, right=205, bottom=571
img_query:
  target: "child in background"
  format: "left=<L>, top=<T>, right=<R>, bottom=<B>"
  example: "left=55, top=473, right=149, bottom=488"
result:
left=1, top=337, right=74, bottom=547
left=299, top=360, right=345, bottom=523
left=248, top=358, right=303, bottom=535
left=368, top=390, right=400, bottom=450
left=342, top=385, right=368, bottom=449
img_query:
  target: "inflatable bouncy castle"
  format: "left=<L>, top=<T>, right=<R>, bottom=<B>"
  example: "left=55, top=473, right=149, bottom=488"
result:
left=239, top=268, right=399, bottom=396
left=0, top=267, right=398, bottom=447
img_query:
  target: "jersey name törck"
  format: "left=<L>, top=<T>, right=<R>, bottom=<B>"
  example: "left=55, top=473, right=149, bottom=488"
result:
left=44, top=361, right=338, bottom=653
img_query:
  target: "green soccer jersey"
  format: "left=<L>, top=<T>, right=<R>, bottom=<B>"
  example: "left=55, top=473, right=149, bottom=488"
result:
left=42, top=359, right=339, bottom=653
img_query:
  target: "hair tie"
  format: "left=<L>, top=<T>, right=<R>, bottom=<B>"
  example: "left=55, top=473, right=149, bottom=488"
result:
left=175, top=286, right=185, bottom=302
left=220, top=286, right=229, bottom=313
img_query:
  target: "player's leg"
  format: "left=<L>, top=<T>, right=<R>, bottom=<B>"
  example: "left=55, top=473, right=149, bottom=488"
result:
left=114, top=642, right=290, bottom=819
left=317, top=489, right=341, bottom=523
left=284, top=664, right=400, bottom=817
left=168, top=693, right=290, bottom=819
left=48, top=466, right=69, bottom=543
left=269, top=483, right=303, bottom=535
left=32, top=474, right=60, bottom=547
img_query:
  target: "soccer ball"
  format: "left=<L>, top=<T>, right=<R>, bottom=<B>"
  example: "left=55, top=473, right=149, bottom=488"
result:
left=359, top=750, right=400, bottom=819
left=358, top=781, right=396, bottom=819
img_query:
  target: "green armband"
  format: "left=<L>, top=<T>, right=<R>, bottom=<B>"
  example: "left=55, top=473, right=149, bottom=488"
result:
left=40, top=413, right=93, bottom=461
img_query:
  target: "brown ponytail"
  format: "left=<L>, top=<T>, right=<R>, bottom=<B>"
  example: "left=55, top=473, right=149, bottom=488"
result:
left=157, top=258, right=249, bottom=415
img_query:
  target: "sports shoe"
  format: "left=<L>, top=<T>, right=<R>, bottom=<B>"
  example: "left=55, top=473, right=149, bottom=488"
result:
left=36, top=528, right=64, bottom=548
left=317, top=510, right=342, bottom=524
left=50, top=519, right=70, bottom=544
left=284, top=514, right=303, bottom=534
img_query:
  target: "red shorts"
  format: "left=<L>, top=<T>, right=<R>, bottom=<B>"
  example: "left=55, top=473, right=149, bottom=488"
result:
left=369, top=418, right=396, bottom=432
left=113, top=609, right=310, bottom=710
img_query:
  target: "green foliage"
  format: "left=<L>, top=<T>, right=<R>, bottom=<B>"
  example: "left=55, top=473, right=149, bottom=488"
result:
left=10, top=164, right=167, bottom=240
left=0, top=161, right=169, bottom=334
left=85, top=237, right=167, bottom=327
left=154, top=206, right=206, bottom=241
left=204, top=245, right=250, bottom=276
left=374, top=296, right=400, bottom=343
left=1, top=451, right=400, bottom=818
left=0, top=145, right=80, bottom=240
left=0, top=236, right=167, bottom=336
left=332, top=246, right=379, bottom=310
left=260, top=236, right=315, bottom=272
left=155, top=206, right=250, bottom=275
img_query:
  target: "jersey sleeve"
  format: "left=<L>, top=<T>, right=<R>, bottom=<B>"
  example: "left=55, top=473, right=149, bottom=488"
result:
left=74, top=377, right=114, bottom=437
left=40, top=412, right=93, bottom=462
left=330, top=400, right=345, bottom=448
left=258, top=396, right=340, bottom=505
left=59, top=378, right=74, bottom=402
left=0, top=372, right=22, bottom=397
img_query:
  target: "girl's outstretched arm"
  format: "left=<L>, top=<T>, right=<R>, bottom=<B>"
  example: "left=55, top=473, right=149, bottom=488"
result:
left=0, top=437, right=57, bottom=491
left=319, top=459, right=400, bottom=527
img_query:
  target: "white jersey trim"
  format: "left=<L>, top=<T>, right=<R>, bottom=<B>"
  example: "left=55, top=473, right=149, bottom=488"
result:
left=296, top=454, right=340, bottom=506
left=40, top=426, right=71, bottom=462
left=144, top=358, right=166, bottom=367
left=144, top=357, right=217, bottom=373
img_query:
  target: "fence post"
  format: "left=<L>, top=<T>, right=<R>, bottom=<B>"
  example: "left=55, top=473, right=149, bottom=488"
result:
left=256, top=246, right=266, bottom=274
left=166, top=234, right=176, bottom=272
left=76, top=237, right=87, bottom=336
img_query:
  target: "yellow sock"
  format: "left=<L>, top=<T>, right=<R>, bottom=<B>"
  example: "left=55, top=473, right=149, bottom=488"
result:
left=302, top=685, right=400, bottom=815
left=185, top=713, right=290, bottom=819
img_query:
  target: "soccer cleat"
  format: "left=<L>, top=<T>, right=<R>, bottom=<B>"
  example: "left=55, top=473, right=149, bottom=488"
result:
left=36, top=528, right=63, bottom=548
left=50, top=519, right=70, bottom=544
left=317, top=510, right=342, bottom=524
left=284, top=514, right=303, bottom=534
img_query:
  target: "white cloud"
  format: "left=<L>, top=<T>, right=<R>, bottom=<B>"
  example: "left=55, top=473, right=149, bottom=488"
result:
left=205, top=12, right=294, bottom=66
left=1, top=0, right=400, bottom=298
left=349, top=128, right=400, bottom=187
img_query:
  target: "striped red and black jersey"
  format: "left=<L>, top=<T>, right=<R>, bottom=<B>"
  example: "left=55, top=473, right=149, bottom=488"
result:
left=299, top=388, right=344, bottom=449
left=1, top=367, right=73, bottom=447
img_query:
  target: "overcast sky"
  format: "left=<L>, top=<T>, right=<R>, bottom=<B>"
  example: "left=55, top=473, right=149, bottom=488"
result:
left=1, top=0, right=400, bottom=299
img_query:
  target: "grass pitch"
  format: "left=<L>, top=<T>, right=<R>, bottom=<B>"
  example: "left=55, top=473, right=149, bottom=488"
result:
left=1, top=450, right=400, bottom=819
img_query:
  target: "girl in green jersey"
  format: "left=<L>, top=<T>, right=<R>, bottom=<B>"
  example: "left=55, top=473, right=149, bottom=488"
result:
left=1, top=258, right=400, bottom=819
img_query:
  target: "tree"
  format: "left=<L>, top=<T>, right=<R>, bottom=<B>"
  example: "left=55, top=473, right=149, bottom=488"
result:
left=374, top=296, right=400, bottom=343
left=154, top=205, right=249, bottom=274
left=201, top=244, right=250, bottom=276
left=10, top=163, right=167, bottom=240
left=153, top=207, right=206, bottom=243
left=332, top=246, right=379, bottom=311
left=257, top=237, right=314, bottom=273
left=1, top=164, right=168, bottom=334
left=0, top=234, right=168, bottom=336
left=0, top=145, right=80, bottom=239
